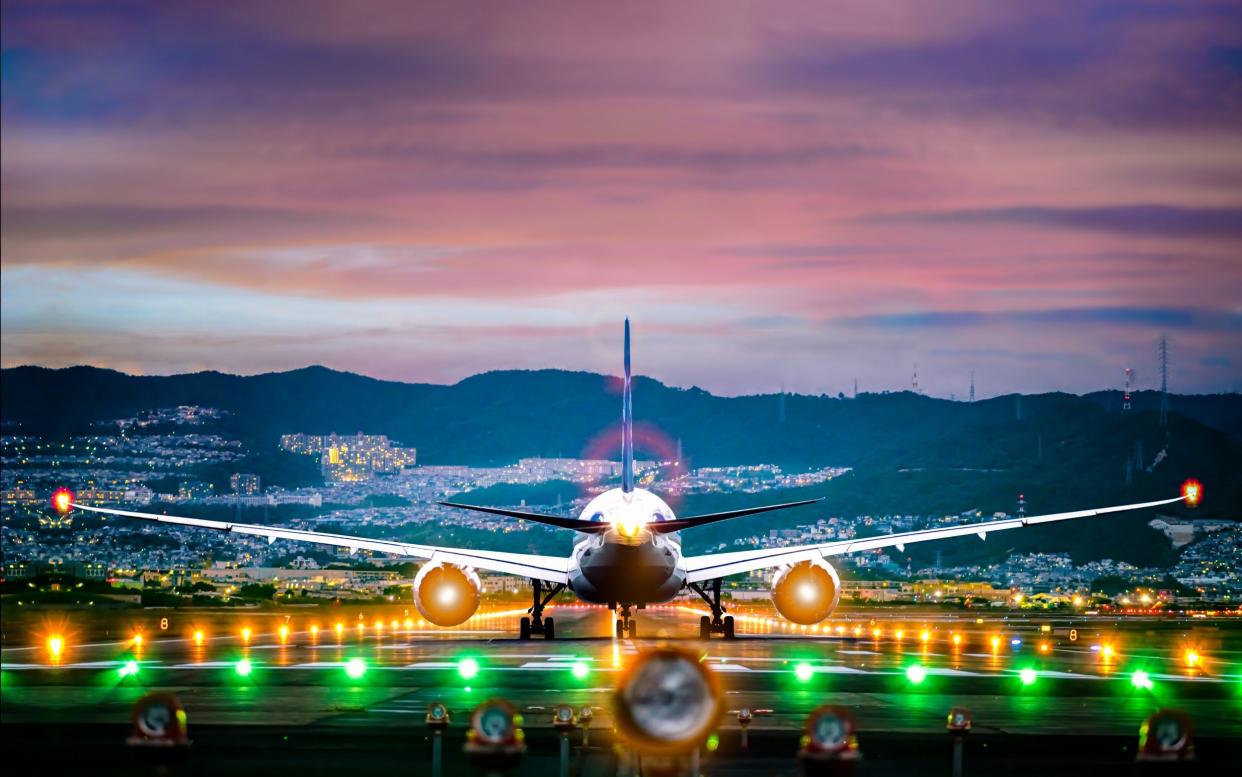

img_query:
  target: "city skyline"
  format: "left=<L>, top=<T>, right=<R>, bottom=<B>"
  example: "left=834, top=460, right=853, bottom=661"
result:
left=3, top=1, right=1241, bottom=397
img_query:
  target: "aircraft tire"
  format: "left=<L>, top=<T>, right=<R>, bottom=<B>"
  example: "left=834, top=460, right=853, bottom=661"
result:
left=699, top=615, right=711, bottom=640
left=723, top=615, right=735, bottom=640
left=544, top=617, right=555, bottom=640
left=519, top=617, right=531, bottom=640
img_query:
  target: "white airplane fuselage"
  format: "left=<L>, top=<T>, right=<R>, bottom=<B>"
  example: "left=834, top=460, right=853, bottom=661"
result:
left=566, top=486, right=687, bottom=605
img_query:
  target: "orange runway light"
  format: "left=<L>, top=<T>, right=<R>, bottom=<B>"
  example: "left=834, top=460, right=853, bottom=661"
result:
left=335, top=622, right=345, bottom=639
left=1039, top=642, right=1051, bottom=654
left=894, top=629, right=905, bottom=641
left=920, top=630, right=931, bottom=644
left=403, top=618, right=414, bottom=630
left=1101, top=644, right=1115, bottom=660
left=47, top=635, right=64, bottom=660
left=131, top=633, right=144, bottom=648
left=310, top=624, right=320, bottom=640
left=279, top=625, right=289, bottom=642
left=193, top=630, right=204, bottom=646
left=952, top=633, right=962, bottom=648
left=1181, top=479, right=1203, bottom=507
left=990, top=636, right=1001, bottom=651
left=241, top=627, right=252, bottom=644
left=1184, top=649, right=1200, bottom=668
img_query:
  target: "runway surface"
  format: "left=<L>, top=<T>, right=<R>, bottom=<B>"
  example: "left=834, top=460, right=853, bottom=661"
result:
left=4, top=604, right=1240, bottom=738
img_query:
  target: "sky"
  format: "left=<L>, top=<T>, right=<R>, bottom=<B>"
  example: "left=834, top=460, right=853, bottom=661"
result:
left=2, top=0, right=1240, bottom=398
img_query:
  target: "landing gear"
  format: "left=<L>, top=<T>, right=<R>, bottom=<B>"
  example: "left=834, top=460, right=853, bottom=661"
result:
left=615, top=604, right=637, bottom=639
left=690, top=578, right=736, bottom=639
left=520, top=579, right=565, bottom=640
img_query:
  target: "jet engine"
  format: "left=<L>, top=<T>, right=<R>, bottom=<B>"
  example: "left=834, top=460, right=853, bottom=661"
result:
left=414, top=562, right=481, bottom=627
left=771, top=558, right=840, bottom=625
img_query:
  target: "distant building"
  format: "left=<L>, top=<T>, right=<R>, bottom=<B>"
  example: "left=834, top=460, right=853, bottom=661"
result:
left=281, top=432, right=417, bottom=482
left=230, top=473, right=261, bottom=496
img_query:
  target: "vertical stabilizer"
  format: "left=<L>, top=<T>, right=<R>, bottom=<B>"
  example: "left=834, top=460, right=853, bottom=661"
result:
left=622, top=318, right=634, bottom=492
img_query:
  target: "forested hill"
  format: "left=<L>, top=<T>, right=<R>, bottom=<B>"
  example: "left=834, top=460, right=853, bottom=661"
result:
left=2, top=365, right=1239, bottom=534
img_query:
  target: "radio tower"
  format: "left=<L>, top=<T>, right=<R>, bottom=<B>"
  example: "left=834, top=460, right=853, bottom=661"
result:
left=1123, top=368, right=1134, bottom=411
left=1158, top=337, right=1169, bottom=426
left=911, top=363, right=920, bottom=394
left=969, top=370, right=975, bottom=402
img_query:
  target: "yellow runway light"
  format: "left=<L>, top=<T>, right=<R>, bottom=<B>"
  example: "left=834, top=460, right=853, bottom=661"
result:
left=47, top=635, right=64, bottom=660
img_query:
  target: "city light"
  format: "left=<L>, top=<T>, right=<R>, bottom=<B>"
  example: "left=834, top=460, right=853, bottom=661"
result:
left=235, top=658, right=253, bottom=677
left=118, top=660, right=139, bottom=678
left=1019, top=668, right=1038, bottom=686
left=1131, top=670, right=1154, bottom=690
left=458, top=657, right=480, bottom=680
left=47, top=635, right=64, bottom=660
left=345, top=658, right=367, bottom=679
left=906, top=664, right=927, bottom=684
left=571, top=661, right=591, bottom=679
left=794, top=662, right=815, bottom=682
left=1072, top=595, right=1084, bottom=607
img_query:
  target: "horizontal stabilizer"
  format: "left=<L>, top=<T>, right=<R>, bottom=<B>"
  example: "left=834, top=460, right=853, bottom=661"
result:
left=438, top=501, right=607, bottom=532
left=650, top=497, right=823, bottom=533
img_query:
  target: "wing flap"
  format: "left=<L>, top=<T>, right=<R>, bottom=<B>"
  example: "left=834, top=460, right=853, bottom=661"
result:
left=683, top=495, right=1185, bottom=583
left=70, top=502, right=569, bottom=583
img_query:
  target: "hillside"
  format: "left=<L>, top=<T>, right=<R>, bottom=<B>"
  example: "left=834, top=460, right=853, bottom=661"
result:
left=2, top=365, right=1238, bottom=566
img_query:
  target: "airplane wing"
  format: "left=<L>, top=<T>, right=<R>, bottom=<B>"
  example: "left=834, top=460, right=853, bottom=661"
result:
left=68, top=502, right=571, bottom=583
left=682, top=495, right=1186, bottom=584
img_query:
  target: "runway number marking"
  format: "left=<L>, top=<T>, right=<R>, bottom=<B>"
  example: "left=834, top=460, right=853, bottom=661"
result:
left=160, top=618, right=169, bottom=631
left=1069, top=629, right=1077, bottom=642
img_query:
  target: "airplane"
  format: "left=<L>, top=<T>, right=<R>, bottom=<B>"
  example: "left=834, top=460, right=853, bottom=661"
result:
left=55, top=320, right=1196, bottom=640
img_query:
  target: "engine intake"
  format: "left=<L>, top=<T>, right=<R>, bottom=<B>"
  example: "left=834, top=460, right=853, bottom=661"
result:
left=414, top=562, right=481, bottom=627
left=771, top=559, right=840, bottom=625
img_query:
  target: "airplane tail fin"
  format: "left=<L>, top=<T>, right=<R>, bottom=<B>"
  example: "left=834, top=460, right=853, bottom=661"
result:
left=622, top=318, right=634, bottom=493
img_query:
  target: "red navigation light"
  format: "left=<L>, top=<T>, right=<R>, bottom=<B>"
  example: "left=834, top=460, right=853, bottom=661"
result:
left=1181, top=479, right=1202, bottom=507
left=51, top=488, right=74, bottom=514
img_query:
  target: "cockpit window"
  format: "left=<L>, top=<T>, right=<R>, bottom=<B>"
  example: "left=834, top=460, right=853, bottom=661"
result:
left=591, top=512, right=606, bottom=522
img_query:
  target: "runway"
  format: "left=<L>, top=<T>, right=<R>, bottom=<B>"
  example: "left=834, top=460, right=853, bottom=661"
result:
left=4, top=604, right=1240, bottom=738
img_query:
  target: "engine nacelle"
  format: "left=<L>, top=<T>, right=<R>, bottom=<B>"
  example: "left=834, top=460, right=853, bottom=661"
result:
left=413, top=562, right=481, bottom=627
left=771, top=558, right=840, bottom=625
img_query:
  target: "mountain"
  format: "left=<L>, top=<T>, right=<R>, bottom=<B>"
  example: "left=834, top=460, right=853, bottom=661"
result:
left=2, top=365, right=1239, bottom=566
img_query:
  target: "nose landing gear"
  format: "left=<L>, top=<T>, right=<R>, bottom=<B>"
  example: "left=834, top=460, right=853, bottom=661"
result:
left=690, top=578, right=735, bottom=639
left=614, top=604, right=638, bottom=639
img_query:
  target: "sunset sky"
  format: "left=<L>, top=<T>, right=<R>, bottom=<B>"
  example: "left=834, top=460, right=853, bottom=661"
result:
left=2, top=0, right=1240, bottom=397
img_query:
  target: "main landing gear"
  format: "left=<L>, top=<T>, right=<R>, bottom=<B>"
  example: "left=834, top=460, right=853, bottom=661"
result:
left=614, top=604, right=638, bottom=639
left=519, top=579, right=565, bottom=640
left=690, top=578, right=735, bottom=640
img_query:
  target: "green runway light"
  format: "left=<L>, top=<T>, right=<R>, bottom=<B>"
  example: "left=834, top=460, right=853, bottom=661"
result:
left=571, top=661, right=590, bottom=679
left=458, top=657, right=480, bottom=680
left=235, top=658, right=253, bottom=677
left=1131, top=670, right=1153, bottom=690
left=906, top=664, right=927, bottom=684
left=1019, top=667, right=1038, bottom=686
left=118, top=660, right=139, bottom=678
left=345, top=658, right=367, bottom=679
left=795, top=662, right=815, bottom=682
